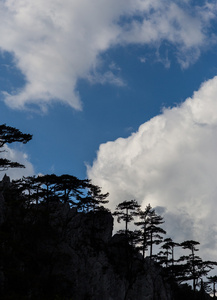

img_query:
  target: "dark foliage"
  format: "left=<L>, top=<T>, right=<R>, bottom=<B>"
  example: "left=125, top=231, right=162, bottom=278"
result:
left=0, top=124, right=32, bottom=170
left=113, top=199, right=140, bottom=234
left=0, top=179, right=215, bottom=299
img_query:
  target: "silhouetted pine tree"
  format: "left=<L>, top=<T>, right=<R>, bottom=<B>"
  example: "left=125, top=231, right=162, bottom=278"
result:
left=82, top=182, right=109, bottom=212
left=0, top=124, right=32, bottom=170
left=134, top=203, right=152, bottom=259
left=159, top=238, right=180, bottom=269
left=207, top=275, right=217, bottom=298
left=134, top=204, right=166, bottom=258
left=113, top=199, right=140, bottom=235
left=177, top=240, right=217, bottom=295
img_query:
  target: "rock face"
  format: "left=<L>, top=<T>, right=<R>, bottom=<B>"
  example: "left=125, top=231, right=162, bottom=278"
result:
left=39, top=204, right=173, bottom=300
left=0, top=174, right=10, bottom=225
left=0, top=190, right=173, bottom=300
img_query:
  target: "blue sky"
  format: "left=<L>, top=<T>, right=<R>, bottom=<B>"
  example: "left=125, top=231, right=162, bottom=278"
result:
left=1, top=44, right=217, bottom=177
left=1, top=0, right=217, bottom=262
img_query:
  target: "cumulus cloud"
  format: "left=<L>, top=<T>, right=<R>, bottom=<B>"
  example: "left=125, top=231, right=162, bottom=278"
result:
left=0, top=145, right=35, bottom=180
left=87, top=75, right=217, bottom=261
left=0, top=0, right=216, bottom=110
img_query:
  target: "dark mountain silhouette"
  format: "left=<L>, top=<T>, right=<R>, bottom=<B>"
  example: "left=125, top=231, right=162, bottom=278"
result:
left=0, top=176, right=213, bottom=300
left=0, top=124, right=214, bottom=299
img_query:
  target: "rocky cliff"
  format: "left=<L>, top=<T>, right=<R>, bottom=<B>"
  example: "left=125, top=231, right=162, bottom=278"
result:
left=0, top=185, right=173, bottom=300
left=46, top=204, right=173, bottom=300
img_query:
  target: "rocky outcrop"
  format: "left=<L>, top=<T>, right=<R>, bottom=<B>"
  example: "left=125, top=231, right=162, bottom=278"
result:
left=35, top=204, right=172, bottom=300
left=0, top=193, right=173, bottom=300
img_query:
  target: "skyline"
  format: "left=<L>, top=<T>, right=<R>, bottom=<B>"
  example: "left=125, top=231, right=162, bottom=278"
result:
left=1, top=0, right=217, bottom=262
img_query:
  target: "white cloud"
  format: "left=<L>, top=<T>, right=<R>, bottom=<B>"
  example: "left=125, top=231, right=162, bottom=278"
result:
left=86, top=71, right=125, bottom=87
left=0, top=0, right=216, bottom=110
left=0, top=145, right=35, bottom=180
left=87, top=75, right=217, bottom=261
left=139, top=57, right=146, bottom=64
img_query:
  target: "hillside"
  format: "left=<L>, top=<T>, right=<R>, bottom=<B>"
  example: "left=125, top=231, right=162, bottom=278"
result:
left=0, top=175, right=212, bottom=299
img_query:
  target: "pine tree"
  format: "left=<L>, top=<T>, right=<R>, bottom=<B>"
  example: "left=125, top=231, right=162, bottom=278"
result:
left=207, top=275, right=217, bottom=298
left=113, top=199, right=140, bottom=235
left=0, top=124, right=32, bottom=170
left=134, top=203, right=152, bottom=259
left=159, top=238, right=180, bottom=268
left=134, top=204, right=166, bottom=258
left=82, top=182, right=109, bottom=212
left=177, top=240, right=217, bottom=294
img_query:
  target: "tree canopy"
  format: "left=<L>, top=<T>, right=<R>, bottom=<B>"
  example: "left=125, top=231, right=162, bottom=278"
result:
left=113, top=199, right=140, bottom=234
left=0, top=124, right=32, bottom=170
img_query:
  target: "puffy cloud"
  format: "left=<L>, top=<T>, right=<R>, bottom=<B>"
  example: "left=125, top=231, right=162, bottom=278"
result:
left=0, top=145, right=35, bottom=180
left=87, top=75, right=217, bottom=261
left=0, top=0, right=216, bottom=110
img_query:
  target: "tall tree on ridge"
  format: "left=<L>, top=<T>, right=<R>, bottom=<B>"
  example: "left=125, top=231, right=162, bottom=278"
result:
left=134, top=203, right=152, bottom=259
left=159, top=238, right=180, bottom=268
left=178, top=240, right=217, bottom=295
left=54, top=174, right=86, bottom=205
left=113, top=200, right=140, bottom=235
left=146, top=206, right=166, bottom=258
left=83, top=182, right=109, bottom=212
